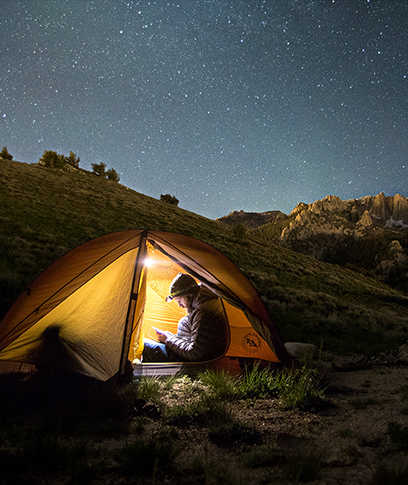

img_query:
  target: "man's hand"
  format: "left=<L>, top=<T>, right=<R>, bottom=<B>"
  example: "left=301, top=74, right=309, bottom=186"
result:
left=156, top=331, right=168, bottom=343
left=153, top=327, right=171, bottom=343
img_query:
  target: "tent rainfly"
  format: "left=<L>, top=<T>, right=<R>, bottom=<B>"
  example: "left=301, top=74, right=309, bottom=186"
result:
left=0, top=230, right=291, bottom=380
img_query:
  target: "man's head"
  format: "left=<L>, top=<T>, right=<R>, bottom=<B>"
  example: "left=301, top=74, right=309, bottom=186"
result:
left=165, top=273, right=198, bottom=304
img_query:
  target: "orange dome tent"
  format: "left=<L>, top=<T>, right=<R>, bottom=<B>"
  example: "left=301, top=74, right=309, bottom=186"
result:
left=0, top=230, right=290, bottom=380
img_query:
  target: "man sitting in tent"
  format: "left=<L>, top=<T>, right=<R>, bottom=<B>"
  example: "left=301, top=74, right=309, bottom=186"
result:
left=142, top=273, right=229, bottom=362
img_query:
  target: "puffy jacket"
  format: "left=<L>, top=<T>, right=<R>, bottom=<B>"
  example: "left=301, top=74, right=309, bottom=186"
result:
left=165, top=286, right=229, bottom=362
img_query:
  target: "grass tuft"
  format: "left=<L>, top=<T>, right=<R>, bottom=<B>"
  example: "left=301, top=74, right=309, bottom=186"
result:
left=164, top=394, right=232, bottom=427
left=198, top=369, right=240, bottom=400
left=371, top=457, right=408, bottom=485
left=115, top=430, right=179, bottom=476
left=208, top=420, right=262, bottom=448
left=243, top=444, right=285, bottom=468
left=388, top=421, right=408, bottom=450
left=285, top=447, right=325, bottom=483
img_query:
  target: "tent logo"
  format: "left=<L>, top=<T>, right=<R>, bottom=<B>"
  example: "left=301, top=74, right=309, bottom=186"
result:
left=242, top=333, right=261, bottom=353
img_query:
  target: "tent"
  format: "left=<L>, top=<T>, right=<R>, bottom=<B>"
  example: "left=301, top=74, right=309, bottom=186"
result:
left=0, top=230, right=290, bottom=381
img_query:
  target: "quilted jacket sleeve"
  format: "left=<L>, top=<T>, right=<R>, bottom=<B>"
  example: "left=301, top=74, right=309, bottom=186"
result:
left=165, top=296, right=229, bottom=362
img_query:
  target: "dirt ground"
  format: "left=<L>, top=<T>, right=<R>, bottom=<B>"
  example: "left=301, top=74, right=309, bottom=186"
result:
left=150, top=363, right=408, bottom=484
left=2, top=361, right=408, bottom=484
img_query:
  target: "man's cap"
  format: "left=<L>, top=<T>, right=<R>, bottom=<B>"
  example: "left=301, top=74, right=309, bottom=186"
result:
left=166, top=273, right=198, bottom=302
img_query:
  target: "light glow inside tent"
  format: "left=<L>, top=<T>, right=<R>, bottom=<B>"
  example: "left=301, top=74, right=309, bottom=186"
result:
left=129, top=244, right=277, bottom=364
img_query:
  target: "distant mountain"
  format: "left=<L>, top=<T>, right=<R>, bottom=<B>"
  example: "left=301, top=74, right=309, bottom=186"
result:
left=216, top=209, right=287, bottom=228
left=221, top=193, right=408, bottom=292
left=287, top=193, right=408, bottom=230
left=219, top=193, right=408, bottom=230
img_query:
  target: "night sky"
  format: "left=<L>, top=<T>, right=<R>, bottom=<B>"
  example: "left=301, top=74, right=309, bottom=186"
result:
left=1, top=1, right=407, bottom=219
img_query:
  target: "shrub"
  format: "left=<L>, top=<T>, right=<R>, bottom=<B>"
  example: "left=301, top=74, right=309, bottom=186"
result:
left=208, top=420, right=261, bottom=447
left=115, top=431, right=179, bottom=476
left=66, top=151, right=80, bottom=169
left=371, top=457, right=408, bottom=485
left=160, top=194, right=179, bottom=206
left=278, top=367, right=326, bottom=410
left=91, top=162, right=106, bottom=176
left=106, top=167, right=120, bottom=182
left=0, top=146, right=13, bottom=160
left=164, top=394, right=232, bottom=427
left=285, top=446, right=324, bottom=483
left=0, top=428, right=91, bottom=479
left=132, top=376, right=162, bottom=403
left=232, top=223, right=249, bottom=243
left=243, top=445, right=285, bottom=468
left=198, top=369, right=240, bottom=400
left=237, top=364, right=281, bottom=399
left=40, top=150, right=66, bottom=169
left=199, top=365, right=326, bottom=409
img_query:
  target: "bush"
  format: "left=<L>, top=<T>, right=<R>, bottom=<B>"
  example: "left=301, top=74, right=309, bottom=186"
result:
left=115, top=431, right=179, bottom=476
left=66, top=151, right=80, bottom=169
left=160, top=194, right=179, bottom=206
left=164, top=394, right=232, bottom=427
left=0, top=146, right=13, bottom=160
left=40, top=150, right=66, bottom=169
left=243, top=445, right=285, bottom=468
left=106, top=168, right=120, bottom=182
left=208, top=420, right=261, bottom=447
left=198, top=369, right=240, bottom=400
left=371, top=457, right=408, bottom=485
left=91, top=162, right=106, bottom=176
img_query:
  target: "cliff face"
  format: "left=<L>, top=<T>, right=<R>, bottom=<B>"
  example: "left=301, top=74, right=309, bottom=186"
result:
left=280, top=193, right=408, bottom=245
left=218, top=193, right=408, bottom=290
left=219, top=193, right=408, bottom=233
left=353, top=193, right=408, bottom=227
left=276, top=193, right=408, bottom=291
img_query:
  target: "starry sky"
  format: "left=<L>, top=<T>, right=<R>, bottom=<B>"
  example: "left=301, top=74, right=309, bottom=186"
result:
left=1, top=0, right=407, bottom=219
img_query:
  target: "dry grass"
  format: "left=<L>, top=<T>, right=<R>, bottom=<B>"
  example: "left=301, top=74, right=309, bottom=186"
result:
left=1, top=159, right=408, bottom=355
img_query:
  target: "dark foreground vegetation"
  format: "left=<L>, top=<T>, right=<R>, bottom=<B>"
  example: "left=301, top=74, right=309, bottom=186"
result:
left=2, top=361, right=408, bottom=485
left=1, top=158, right=408, bottom=356
left=0, top=362, right=329, bottom=485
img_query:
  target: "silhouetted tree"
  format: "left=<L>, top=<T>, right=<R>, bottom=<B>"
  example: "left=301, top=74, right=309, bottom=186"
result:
left=0, top=146, right=13, bottom=160
left=40, top=150, right=66, bottom=169
left=106, top=168, right=120, bottom=182
left=160, top=194, right=179, bottom=206
left=66, top=151, right=80, bottom=169
left=92, top=162, right=106, bottom=176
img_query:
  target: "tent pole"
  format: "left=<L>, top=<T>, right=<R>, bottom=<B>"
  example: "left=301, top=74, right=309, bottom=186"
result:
left=118, top=230, right=148, bottom=381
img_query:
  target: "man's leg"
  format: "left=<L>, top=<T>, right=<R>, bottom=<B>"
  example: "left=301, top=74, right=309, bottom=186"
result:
left=142, top=338, right=169, bottom=362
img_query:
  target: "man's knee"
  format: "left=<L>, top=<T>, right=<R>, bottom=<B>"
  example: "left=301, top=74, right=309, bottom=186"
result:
left=142, top=339, right=168, bottom=362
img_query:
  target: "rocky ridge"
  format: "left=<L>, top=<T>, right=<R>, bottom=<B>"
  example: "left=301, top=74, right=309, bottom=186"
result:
left=219, top=193, right=408, bottom=291
left=279, top=194, right=408, bottom=289
left=283, top=193, right=408, bottom=241
left=216, top=209, right=286, bottom=229
left=279, top=193, right=408, bottom=245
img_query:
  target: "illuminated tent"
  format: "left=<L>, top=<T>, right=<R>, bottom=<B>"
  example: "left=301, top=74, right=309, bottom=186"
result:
left=0, top=230, right=290, bottom=381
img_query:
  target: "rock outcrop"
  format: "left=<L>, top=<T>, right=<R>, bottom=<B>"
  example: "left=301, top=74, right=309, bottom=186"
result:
left=353, top=193, right=408, bottom=228
left=280, top=193, right=408, bottom=245
left=275, top=193, right=408, bottom=290
left=217, top=209, right=287, bottom=229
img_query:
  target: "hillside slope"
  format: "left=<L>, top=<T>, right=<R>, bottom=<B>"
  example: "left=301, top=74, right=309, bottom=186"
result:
left=1, top=159, right=408, bottom=354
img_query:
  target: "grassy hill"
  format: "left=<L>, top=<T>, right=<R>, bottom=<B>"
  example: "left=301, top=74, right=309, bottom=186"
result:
left=1, top=159, right=408, bottom=355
